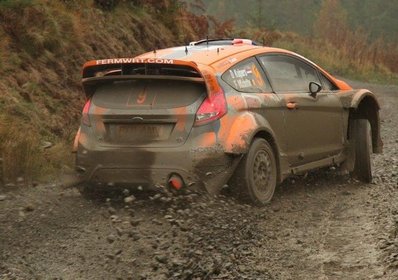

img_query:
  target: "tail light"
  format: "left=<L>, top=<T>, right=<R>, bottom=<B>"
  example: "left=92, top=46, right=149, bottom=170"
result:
left=194, top=70, right=227, bottom=126
left=194, top=89, right=227, bottom=126
left=82, top=99, right=92, bottom=126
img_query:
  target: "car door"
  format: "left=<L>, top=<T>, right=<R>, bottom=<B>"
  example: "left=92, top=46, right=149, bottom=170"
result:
left=258, top=54, right=344, bottom=167
left=221, top=57, right=288, bottom=155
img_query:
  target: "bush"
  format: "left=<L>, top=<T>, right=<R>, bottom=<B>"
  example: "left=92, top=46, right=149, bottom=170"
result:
left=94, top=0, right=121, bottom=11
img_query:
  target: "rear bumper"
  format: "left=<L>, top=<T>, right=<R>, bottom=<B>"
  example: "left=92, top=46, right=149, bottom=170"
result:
left=75, top=142, right=239, bottom=193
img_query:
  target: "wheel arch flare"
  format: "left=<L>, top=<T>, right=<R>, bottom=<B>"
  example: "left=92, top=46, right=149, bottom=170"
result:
left=348, top=91, right=382, bottom=153
left=215, top=111, right=283, bottom=182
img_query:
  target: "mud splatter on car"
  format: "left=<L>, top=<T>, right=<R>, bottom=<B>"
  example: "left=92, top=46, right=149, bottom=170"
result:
left=73, top=38, right=382, bottom=205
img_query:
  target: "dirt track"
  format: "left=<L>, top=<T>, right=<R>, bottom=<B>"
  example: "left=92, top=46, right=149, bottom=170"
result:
left=1, top=80, right=397, bottom=280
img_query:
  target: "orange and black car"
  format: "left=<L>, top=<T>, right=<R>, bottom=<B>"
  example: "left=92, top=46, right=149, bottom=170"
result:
left=73, top=38, right=382, bottom=205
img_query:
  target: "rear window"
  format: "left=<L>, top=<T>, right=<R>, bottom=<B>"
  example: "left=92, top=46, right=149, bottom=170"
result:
left=92, top=80, right=206, bottom=109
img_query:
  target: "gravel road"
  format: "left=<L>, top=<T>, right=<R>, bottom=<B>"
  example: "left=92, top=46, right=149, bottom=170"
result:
left=0, top=81, right=397, bottom=280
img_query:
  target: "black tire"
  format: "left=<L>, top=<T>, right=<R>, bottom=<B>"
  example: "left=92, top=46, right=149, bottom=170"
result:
left=231, top=138, right=277, bottom=206
left=352, top=119, right=372, bottom=183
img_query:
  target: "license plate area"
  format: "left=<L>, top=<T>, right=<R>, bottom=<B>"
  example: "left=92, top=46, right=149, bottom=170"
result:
left=106, top=123, right=174, bottom=144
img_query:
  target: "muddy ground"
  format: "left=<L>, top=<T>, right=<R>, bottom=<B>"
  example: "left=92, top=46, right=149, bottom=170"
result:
left=0, top=81, right=397, bottom=280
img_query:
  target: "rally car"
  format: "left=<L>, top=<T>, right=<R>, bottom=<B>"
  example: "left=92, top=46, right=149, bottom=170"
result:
left=73, top=38, right=382, bottom=205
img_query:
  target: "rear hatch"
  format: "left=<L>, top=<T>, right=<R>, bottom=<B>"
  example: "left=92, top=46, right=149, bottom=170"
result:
left=87, top=77, right=206, bottom=147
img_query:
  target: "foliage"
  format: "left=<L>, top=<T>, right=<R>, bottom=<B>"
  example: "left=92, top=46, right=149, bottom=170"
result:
left=195, top=0, right=320, bottom=35
left=208, top=17, right=234, bottom=38
left=94, top=0, right=121, bottom=10
left=312, top=0, right=398, bottom=76
left=272, top=37, right=398, bottom=85
left=341, top=0, right=398, bottom=43
left=192, top=0, right=398, bottom=81
left=198, top=0, right=398, bottom=42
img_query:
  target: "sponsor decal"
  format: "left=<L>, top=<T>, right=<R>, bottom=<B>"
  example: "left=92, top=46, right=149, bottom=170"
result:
left=95, top=58, right=174, bottom=65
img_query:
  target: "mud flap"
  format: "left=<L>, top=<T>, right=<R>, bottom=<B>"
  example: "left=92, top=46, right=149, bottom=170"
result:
left=203, top=155, right=242, bottom=195
left=341, top=120, right=356, bottom=174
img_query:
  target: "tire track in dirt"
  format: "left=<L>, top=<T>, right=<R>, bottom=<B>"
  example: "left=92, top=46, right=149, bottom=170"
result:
left=315, top=184, right=338, bottom=279
left=254, top=175, right=386, bottom=280
left=316, top=185, right=383, bottom=279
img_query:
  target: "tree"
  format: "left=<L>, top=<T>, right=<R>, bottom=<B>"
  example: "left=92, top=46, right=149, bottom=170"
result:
left=313, top=0, right=349, bottom=42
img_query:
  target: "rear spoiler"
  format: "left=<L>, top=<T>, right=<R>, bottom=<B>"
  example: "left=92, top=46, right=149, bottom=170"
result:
left=82, top=58, right=201, bottom=79
left=81, top=57, right=222, bottom=99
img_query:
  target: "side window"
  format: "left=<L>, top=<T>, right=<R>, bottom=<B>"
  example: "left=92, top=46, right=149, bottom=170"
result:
left=222, top=58, right=268, bottom=93
left=259, top=55, right=321, bottom=92
left=320, top=73, right=338, bottom=91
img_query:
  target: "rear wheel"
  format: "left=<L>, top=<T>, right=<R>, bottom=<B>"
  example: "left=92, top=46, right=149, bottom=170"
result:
left=352, top=119, right=372, bottom=182
left=232, top=138, right=277, bottom=206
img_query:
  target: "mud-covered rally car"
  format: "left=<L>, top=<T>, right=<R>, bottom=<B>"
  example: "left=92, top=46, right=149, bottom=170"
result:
left=73, top=38, right=382, bottom=205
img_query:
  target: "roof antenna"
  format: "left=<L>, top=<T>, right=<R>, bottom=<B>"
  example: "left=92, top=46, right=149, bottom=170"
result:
left=217, top=47, right=220, bottom=55
left=185, top=46, right=188, bottom=56
left=153, top=49, right=157, bottom=57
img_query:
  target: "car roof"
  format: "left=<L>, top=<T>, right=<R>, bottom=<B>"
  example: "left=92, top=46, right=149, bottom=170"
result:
left=135, top=44, right=352, bottom=90
left=83, top=40, right=352, bottom=91
left=135, top=45, right=292, bottom=69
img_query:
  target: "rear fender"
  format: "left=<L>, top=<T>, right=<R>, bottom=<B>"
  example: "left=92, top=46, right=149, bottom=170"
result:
left=216, top=111, right=284, bottom=183
left=218, top=111, right=278, bottom=154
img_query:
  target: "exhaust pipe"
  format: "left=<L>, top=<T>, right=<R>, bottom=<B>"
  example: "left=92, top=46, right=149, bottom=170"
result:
left=168, top=174, right=184, bottom=191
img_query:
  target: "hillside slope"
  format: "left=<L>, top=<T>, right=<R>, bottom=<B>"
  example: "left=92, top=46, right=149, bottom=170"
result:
left=0, top=0, right=204, bottom=182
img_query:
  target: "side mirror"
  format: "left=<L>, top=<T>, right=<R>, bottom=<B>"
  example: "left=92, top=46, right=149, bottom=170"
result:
left=309, top=82, right=322, bottom=98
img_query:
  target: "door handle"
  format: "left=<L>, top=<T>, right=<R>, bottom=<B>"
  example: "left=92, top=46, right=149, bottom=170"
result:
left=287, top=102, right=298, bottom=110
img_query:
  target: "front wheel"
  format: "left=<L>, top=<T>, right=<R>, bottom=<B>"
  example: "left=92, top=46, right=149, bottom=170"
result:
left=352, top=119, right=373, bottom=183
left=231, top=138, right=277, bottom=206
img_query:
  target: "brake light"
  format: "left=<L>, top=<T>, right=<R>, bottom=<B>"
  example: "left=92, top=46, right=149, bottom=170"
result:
left=194, top=89, right=227, bottom=126
left=232, top=38, right=253, bottom=45
left=82, top=99, right=92, bottom=126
